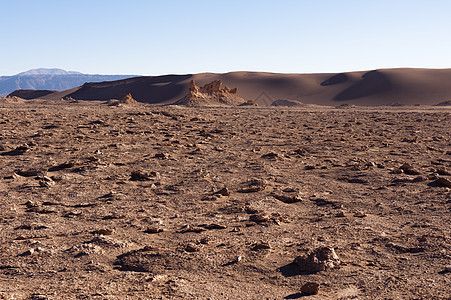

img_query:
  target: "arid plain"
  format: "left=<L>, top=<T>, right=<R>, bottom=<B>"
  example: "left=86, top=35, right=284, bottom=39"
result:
left=0, top=97, right=449, bottom=299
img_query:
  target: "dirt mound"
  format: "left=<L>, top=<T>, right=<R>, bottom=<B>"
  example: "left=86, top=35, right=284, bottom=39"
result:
left=271, top=99, right=305, bottom=107
left=434, top=100, right=451, bottom=106
left=0, top=96, right=25, bottom=103
left=108, top=93, right=139, bottom=106
left=8, top=89, right=57, bottom=100
left=174, top=80, right=245, bottom=106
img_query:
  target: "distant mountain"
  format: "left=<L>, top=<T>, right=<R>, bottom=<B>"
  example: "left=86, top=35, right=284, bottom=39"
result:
left=0, top=68, right=138, bottom=96
left=17, top=68, right=83, bottom=76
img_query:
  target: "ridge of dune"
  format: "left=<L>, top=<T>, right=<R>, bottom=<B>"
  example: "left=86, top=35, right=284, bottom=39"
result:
left=31, top=68, right=451, bottom=106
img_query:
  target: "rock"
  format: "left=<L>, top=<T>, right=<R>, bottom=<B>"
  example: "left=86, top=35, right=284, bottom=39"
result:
left=436, top=168, right=451, bottom=176
left=412, top=176, right=426, bottom=182
left=445, top=265, right=451, bottom=272
left=430, top=178, right=451, bottom=188
left=399, top=163, right=420, bottom=175
left=238, top=179, right=267, bottom=193
left=336, top=210, right=346, bottom=217
left=130, top=170, right=159, bottom=181
left=14, top=168, right=43, bottom=177
left=301, top=282, right=320, bottom=295
left=20, top=248, right=35, bottom=256
left=39, top=179, right=55, bottom=187
left=175, top=80, right=245, bottom=106
left=30, top=294, right=48, bottom=300
left=89, top=235, right=132, bottom=248
left=271, top=192, right=303, bottom=203
left=428, top=173, right=440, bottom=180
left=91, top=229, right=114, bottom=235
left=353, top=211, right=366, bottom=218
left=109, top=93, right=139, bottom=106
left=238, top=100, right=258, bottom=106
left=202, top=223, right=227, bottom=230
left=179, top=225, right=206, bottom=233
left=115, top=248, right=187, bottom=273
left=261, top=152, right=280, bottom=159
left=366, top=161, right=376, bottom=167
left=294, top=247, right=341, bottom=272
left=249, top=213, right=270, bottom=223
left=251, top=242, right=271, bottom=251
left=39, top=176, right=55, bottom=187
left=12, top=145, right=31, bottom=155
left=145, top=226, right=164, bottom=234
left=185, top=243, right=200, bottom=252
left=214, top=187, right=230, bottom=196
left=154, top=153, right=168, bottom=159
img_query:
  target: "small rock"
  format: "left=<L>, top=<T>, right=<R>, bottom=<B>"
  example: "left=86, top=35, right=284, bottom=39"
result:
left=185, top=243, right=200, bottom=252
left=428, top=173, right=439, bottom=180
left=399, top=163, right=420, bottom=175
left=39, top=178, right=55, bottom=187
left=271, top=192, right=302, bottom=203
left=20, top=248, right=35, bottom=256
left=301, top=282, right=320, bottom=295
left=336, top=210, right=346, bottom=217
left=214, top=187, right=230, bottom=196
left=261, top=152, right=280, bottom=159
left=145, top=227, right=164, bottom=234
left=56, top=161, right=75, bottom=169
left=294, top=247, right=340, bottom=272
left=436, top=168, right=451, bottom=176
left=154, top=153, right=168, bottom=159
left=12, top=145, right=31, bottom=155
left=354, top=211, right=367, bottom=218
left=199, top=237, right=210, bottom=245
left=179, top=224, right=206, bottom=233
left=238, top=179, right=267, bottom=193
left=24, top=200, right=37, bottom=208
left=251, top=242, right=271, bottom=251
left=412, top=176, right=426, bottom=182
left=30, top=294, right=47, bottom=300
left=445, top=265, right=451, bottom=272
left=431, top=178, right=451, bottom=188
left=201, top=195, right=218, bottom=201
left=203, top=223, right=227, bottom=230
left=91, top=229, right=114, bottom=235
left=130, top=170, right=159, bottom=181
left=249, top=213, right=270, bottom=223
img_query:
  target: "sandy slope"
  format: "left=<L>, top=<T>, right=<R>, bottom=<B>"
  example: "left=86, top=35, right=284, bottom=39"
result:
left=34, top=68, right=451, bottom=106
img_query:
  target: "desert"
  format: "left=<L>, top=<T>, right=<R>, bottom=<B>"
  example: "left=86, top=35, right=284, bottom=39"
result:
left=0, top=84, right=450, bottom=299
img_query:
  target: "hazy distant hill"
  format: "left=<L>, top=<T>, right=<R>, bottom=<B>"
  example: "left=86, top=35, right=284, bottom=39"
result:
left=0, top=68, right=137, bottom=96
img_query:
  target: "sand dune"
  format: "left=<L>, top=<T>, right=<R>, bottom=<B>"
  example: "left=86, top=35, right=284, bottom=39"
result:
left=33, top=68, right=451, bottom=106
left=8, top=89, right=57, bottom=100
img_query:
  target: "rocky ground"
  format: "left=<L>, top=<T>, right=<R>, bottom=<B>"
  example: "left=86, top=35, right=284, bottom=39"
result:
left=0, top=100, right=449, bottom=299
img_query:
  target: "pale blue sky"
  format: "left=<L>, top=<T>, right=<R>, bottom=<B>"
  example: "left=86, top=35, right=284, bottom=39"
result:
left=1, top=0, right=451, bottom=75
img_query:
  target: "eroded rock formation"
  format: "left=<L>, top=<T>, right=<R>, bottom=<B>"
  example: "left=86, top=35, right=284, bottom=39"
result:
left=175, top=80, right=244, bottom=106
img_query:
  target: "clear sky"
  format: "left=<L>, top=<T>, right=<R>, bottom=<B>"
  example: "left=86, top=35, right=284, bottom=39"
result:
left=1, top=0, right=451, bottom=75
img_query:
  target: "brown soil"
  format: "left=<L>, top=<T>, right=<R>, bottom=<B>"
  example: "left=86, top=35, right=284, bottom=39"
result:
left=0, top=100, right=449, bottom=299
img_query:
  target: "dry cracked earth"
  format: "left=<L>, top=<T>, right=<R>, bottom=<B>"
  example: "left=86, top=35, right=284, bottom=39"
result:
left=0, top=100, right=450, bottom=299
